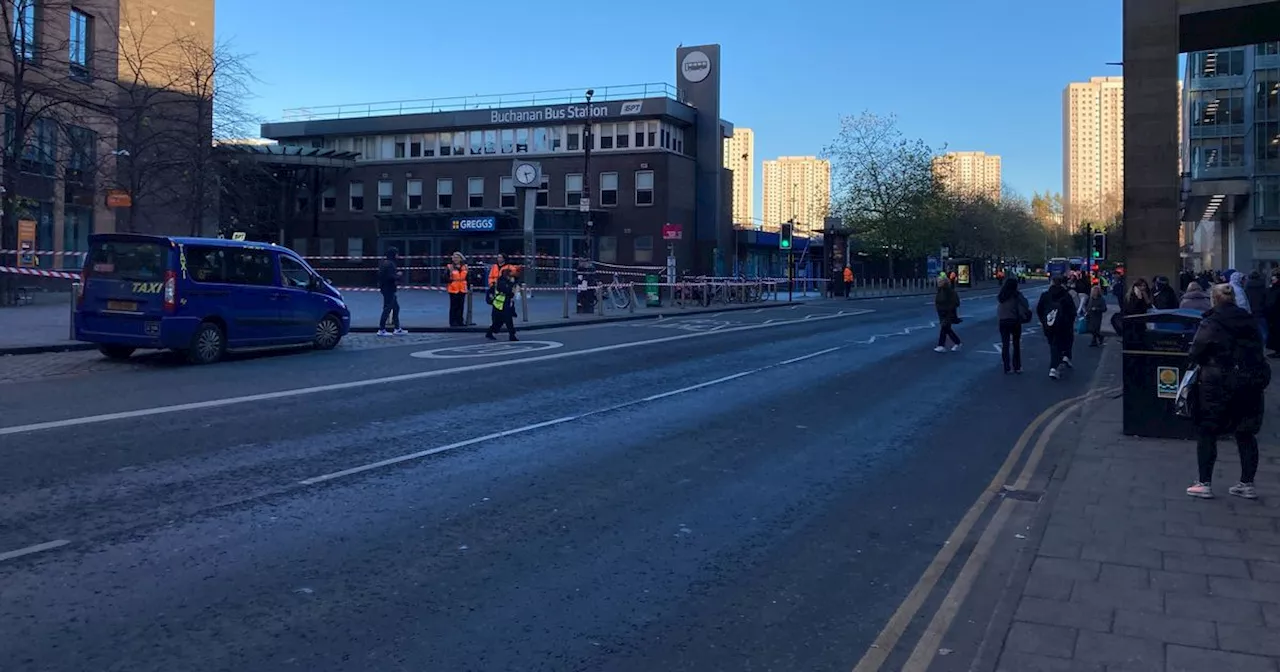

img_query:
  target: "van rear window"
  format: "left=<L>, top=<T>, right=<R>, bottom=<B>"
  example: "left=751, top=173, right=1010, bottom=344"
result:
left=87, top=241, right=168, bottom=280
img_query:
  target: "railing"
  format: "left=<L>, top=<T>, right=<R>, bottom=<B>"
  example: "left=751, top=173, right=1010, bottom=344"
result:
left=279, top=83, right=682, bottom=122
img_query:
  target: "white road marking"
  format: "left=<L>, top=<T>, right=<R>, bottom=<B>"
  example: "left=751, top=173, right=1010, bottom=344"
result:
left=299, top=346, right=842, bottom=485
left=0, top=539, right=70, bottom=563
left=0, top=311, right=873, bottom=437
left=410, top=341, right=563, bottom=359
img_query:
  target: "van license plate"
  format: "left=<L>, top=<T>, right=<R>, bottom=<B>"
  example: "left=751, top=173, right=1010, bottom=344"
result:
left=144, top=321, right=160, bottom=336
left=107, top=300, right=137, bottom=311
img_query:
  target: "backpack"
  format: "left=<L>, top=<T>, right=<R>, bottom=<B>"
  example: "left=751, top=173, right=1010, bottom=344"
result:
left=1227, top=333, right=1272, bottom=391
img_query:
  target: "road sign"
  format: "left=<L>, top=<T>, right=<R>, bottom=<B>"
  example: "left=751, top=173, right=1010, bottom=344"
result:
left=579, top=198, right=590, bottom=212
left=662, top=223, right=683, bottom=240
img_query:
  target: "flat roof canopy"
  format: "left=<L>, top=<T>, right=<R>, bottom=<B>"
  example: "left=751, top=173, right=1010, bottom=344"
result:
left=216, top=144, right=359, bottom=169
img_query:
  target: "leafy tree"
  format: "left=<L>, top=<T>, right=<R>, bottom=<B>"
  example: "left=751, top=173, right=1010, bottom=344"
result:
left=823, top=112, right=941, bottom=278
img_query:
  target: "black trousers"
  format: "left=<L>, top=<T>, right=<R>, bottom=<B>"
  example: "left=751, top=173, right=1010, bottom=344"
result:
left=379, top=292, right=400, bottom=330
left=937, top=323, right=961, bottom=347
left=487, top=308, right=516, bottom=338
left=1197, top=426, right=1260, bottom=484
left=1048, top=330, right=1074, bottom=368
left=998, top=319, right=1022, bottom=372
left=448, top=292, right=466, bottom=326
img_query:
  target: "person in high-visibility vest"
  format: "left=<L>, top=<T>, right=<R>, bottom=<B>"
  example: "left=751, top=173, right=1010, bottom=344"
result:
left=446, top=252, right=469, bottom=327
left=842, top=266, right=854, bottom=299
left=488, top=253, right=520, bottom=287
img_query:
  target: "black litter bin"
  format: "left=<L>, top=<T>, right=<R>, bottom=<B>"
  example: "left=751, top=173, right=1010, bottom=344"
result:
left=1121, top=309, right=1203, bottom=439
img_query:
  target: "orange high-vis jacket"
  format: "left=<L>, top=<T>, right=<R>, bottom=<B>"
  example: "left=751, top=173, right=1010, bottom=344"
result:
left=843, top=268, right=853, bottom=283
left=489, top=263, right=519, bottom=287
left=447, top=264, right=469, bottom=294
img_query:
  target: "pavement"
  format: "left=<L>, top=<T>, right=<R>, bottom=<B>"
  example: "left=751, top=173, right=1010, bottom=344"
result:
left=0, top=281, right=1123, bottom=672
left=0, top=280, right=1002, bottom=355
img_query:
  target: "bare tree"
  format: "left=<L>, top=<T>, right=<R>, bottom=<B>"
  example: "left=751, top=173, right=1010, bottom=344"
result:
left=0, top=0, right=116, bottom=302
left=823, top=112, right=941, bottom=278
left=112, top=8, right=257, bottom=235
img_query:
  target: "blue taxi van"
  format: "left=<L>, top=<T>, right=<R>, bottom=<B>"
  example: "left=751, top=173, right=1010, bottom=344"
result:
left=75, top=234, right=351, bottom=364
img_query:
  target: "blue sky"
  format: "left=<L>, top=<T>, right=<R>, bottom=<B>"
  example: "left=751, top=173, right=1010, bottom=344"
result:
left=218, top=0, right=1123, bottom=208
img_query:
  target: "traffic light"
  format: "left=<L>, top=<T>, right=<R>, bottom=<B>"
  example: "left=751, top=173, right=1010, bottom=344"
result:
left=780, top=222, right=793, bottom=250
left=1091, top=233, right=1107, bottom=261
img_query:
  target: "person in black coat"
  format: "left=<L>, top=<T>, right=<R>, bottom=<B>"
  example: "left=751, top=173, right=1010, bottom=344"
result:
left=1036, top=275, right=1078, bottom=379
left=1264, top=271, right=1280, bottom=357
left=485, top=266, right=519, bottom=341
left=1185, top=283, right=1269, bottom=500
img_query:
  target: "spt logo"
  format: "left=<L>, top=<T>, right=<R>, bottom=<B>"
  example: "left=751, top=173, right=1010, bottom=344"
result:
left=619, top=101, right=643, bottom=115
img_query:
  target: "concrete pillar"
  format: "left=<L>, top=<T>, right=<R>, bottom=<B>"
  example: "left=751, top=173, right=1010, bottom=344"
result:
left=1123, top=0, right=1182, bottom=282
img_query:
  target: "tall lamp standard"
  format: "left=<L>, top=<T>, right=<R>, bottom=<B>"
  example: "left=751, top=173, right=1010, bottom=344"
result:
left=581, top=89, right=595, bottom=262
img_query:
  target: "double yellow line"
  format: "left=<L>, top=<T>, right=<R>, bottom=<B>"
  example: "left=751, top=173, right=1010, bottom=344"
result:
left=851, top=389, right=1111, bottom=672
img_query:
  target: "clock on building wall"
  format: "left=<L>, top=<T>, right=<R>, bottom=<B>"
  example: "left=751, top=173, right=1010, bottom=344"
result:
left=512, top=161, right=541, bottom=187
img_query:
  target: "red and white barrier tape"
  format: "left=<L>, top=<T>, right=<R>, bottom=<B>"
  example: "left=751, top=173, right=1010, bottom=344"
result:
left=0, top=266, right=80, bottom=279
left=0, top=250, right=87, bottom=257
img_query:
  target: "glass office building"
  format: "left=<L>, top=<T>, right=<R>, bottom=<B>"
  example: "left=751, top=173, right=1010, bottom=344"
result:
left=1182, top=43, right=1280, bottom=271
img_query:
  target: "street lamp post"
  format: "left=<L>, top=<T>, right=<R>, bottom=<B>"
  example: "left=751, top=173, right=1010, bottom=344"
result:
left=581, top=89, right=594, bottom=263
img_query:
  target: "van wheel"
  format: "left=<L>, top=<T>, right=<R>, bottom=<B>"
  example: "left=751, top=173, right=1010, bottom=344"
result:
left=314, top=315, right=342, bottom=350
left=187, top=322, right=225, bottom=365
left=99, top=345, right=135, bottom=360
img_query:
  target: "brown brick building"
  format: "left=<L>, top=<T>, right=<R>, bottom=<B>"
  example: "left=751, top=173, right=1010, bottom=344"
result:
left=260, top=45, right=736, bottom=277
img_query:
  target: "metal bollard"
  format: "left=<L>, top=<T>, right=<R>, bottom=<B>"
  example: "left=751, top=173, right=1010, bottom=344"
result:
left=595, top=286, right=604, bottom=316
left=465, top=289, right=474, bottom=326
left=521, top=287, right=529, bottom=322
left=69, top=282, right=79, bottom=339
left=563, top=284, right=570, bottom=319
left=628, top=284, right=637, bottom=313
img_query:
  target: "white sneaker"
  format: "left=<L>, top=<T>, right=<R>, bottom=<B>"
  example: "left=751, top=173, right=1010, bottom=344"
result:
left=393, top=328, right=409, bottom=335
left=1049, top=368, right=1060, bottom=379
left=951, top=344, right=962, bottom=352
left=1061, top=357, right=1073, bottom=369
left=376, top=329, right=390, bottom=337
left=934, top=346, right=947, bottom=353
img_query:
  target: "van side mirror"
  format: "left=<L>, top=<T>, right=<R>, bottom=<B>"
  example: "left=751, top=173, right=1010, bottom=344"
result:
left=307, top=275, right=319, bottom=291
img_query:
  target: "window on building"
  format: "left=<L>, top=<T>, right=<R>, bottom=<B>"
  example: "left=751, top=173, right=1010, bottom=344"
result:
left=599, top=172, right=618, bottom=206
left=1257, top=69, right=1279, bottom=118
left=1257, top=178, right=1280, bottom=220
left=1259, top=43, right=1280, bottom=57
left=615, top=124, right=629, bottom=149
left=500, top=176, right=516, bottom=208
left=515, top=128, right=529, bottom=153
left=437, top=178, right=453, bottom=209
left=634, top=235, right=654, bottom=263
left=468, top=177, right=484, bottom=208
left=501, top=129, right=515, bottom=154
left=674, top=127, right=684, bottom=154
left=565, top=173, right=583, bottom=207
left=634, top=122, right=646, bottom=148
left=1192, top=89, right=1245, bottom=127
left=536, top=176, right=549, bottom=207
left=422, top=133, right=436, bottom=157
left=377, top=180, right=393, bottom=211
left=646, top=121, right=657, bottom=147
left=549, top=127, right=563, bottom=151
left=63, top=205, right=92, bottom=261
left=439, top=132, right=453, bottom=156
left=393, top=136, right=406, bottom=158
left=468, top=130, right=482, bottom=155
left=352, top=137, right=366, bottom=159
left=406, top=179, right=423, bottom=210
left=452, top=132, right=466, bottom=157
left=599, top=124, right=614, bottom=149
left=567, top=130, right=580, bottom=151
left=318, top=238, right=336, bottom=257
left=598, top=236, right=617, bottom=263
left=12, top=0, right=36, bottom=61
left=484, top=130, right=497, bottom=154
left=379, top=136, right=394, bottom=159
left=321, top=186, right=336, bottom=212
left=67, top=125, right=95, bottom=183
left=349, top=182, right=365, bottom=211
left=348, top=237, right=364, bottom=259
left=635, top=170, right=654, bottom=206
left=1258, top=121, right=1280, bottom=164
left=409, top=135, right=423, bottom=157
left=531, top=128, right=548, bottom=152
left=69, top=8, right=92, bottom=79
left=292, top=238, right=310, bottom=254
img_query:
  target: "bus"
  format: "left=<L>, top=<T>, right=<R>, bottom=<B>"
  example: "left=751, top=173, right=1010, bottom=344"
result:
left=1046, top=257, right=1069, bottom=277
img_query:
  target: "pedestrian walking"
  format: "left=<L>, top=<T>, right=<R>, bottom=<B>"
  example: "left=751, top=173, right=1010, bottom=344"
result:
left=1230, top=271, right=1251, bottom=313
left=488, top=253, right=519, bottom=288
left=1036, top=274, right=1077, bottom=379
left=1180, top=281, right=1211, bottom=313
left=446, top=252, right=469, bottom=328
left=933, top=276, right=962, bottom=352
left=996, top=277, right=1031, bottom=373
left=485, top=265, right=519, bottom=341
left=377, top=247, right=406, bottom=336
left=1085, top=284, right=1107, bottom=347
left=843, top=265, right=854, bottom=299
left=1152, top=276, right=1179, bottom=310
left=1185, top=283, right=1270, bottom=499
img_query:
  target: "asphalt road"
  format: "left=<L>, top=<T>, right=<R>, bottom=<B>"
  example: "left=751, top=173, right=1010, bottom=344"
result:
left=0, top=282, right=1110, bottom=672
